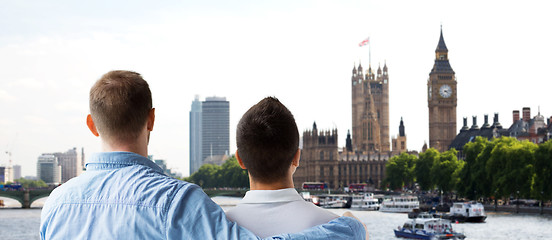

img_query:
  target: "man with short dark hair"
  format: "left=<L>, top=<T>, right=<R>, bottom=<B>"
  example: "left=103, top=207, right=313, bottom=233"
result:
left=227, top=97, right=355, bottom=238
left=40, top=71, right=365, bottom=239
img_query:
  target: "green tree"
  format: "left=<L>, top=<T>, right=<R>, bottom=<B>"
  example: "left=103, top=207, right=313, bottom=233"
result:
left=12, top=178, right=48, bottom=188
left=487, top=137, right=536, bottom=199
left=190, top=164, right=222, bottom=188
left=384, top=153, right=417, bottom=190
left=415, top=148, right=438, bottom=191
left=430, top=148, right=463, bottom=194
left=220, top=157, right=249, bottom=188
left=532, top=140, right=552, bottom=201
left=457, top=136, right=490, bottom=199
left=187, top=156, right=249, bottom=188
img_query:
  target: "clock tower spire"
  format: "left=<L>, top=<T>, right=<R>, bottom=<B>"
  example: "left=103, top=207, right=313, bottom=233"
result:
left=427, top=26, right=457, bottom=152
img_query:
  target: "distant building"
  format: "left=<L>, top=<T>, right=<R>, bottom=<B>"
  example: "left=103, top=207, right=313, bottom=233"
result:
left=24, top=176, right=38, bottom=181
left=0, top=167, right=6, bottom=183
left=449, top=114, right=505, bottom=159
left=37, top=154, right=62, bottom=185
left=189, top=96, right=202, bottom=175
left=351, top=62, right=390, bottom=152
left=154, top=159, right=181, bottom=178
left=0, top=166, right=13, bottom=183
left=428, top=27, right=457, bottom=153
left=450, top=108, right=552, bottom=159
left=200, top=97, right=230, bottom=170
left=391, top=118, right=408, bottom=155
left=203, top=155, right=229, bottom=166
left=54, top=148, right=84, bottom=183
left=13, top=165, right=21, bottom=180
left=293, top=123, right=389, bottom=189
left=508, top=108, right=550, bottom=144
left=294, top=55, right=397, bottom=189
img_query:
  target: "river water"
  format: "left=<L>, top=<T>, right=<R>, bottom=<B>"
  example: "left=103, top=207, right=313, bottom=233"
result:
left=1, top=196, right=551, bottom=239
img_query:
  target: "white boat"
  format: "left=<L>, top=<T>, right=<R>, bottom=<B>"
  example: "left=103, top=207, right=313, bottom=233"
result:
left=317, top=194, right=352, bottom=208
left=351, top=193, right=380, bottom=210
left=379, top=195, right=419, bottom=213
left=446, top=202, right=487, bottom=223
left=394, top=214, right=466, bottom=239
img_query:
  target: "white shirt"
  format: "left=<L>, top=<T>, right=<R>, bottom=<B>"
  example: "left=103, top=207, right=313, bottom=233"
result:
left=226, top=188, right=339, bottom=238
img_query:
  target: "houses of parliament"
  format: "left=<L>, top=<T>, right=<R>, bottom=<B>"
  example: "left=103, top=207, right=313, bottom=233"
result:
left=293, top=28, right=457, bottom=189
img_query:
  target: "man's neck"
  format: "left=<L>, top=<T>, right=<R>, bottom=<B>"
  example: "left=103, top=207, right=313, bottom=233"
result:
left=249, top=178, right=295, bottom=190
left=101, top=140, right=148, bottom=158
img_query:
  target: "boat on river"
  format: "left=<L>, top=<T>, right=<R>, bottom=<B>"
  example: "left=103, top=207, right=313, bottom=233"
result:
left=317, top=194, right=352, bottom=208
left=444, top=202, right=486, bottom=223
left=351, top=192, right=380, bottom=210
left=394, top=213, right=466, bottom=239
left=380, top=195, right=419, bottom=213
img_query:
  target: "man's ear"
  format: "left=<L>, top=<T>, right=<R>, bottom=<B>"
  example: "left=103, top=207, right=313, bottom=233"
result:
left=292, top=149, right=301, bottom=167
left=235, top=150, right=247, bottom=169
left=86, top=114, right=99, bottom=137
left=147, top=108, right=155, bottom=131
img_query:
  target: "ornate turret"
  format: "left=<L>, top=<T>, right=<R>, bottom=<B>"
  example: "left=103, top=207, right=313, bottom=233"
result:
left=346, top=130, right=353, bottom=152
left=431, top=26, right=455, bottom=74
left=399, top=117, right=405, bottom=137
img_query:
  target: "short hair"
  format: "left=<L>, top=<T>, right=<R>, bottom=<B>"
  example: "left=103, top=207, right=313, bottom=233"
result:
left=236, top=97, right=299, bottom=183
left=89, top=70, right=152, bottom=143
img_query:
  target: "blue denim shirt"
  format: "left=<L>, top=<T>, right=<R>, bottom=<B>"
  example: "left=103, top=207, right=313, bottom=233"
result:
left=40, top=152, right=365, bottom=239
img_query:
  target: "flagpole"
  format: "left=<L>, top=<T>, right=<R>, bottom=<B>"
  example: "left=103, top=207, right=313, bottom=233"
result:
left=369, top=40, right=371, bottom=68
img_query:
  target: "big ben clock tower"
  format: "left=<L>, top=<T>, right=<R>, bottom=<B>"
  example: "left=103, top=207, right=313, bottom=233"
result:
left=428, top=27, right=457, bottom=152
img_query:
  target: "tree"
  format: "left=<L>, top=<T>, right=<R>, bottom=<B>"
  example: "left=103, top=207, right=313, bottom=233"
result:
left=384, top=153, right=416, bottom=190
left=220, top=157, right=249, bottom=188
left=415, top=148, right=438, bottom=191
left=190, top=164, right=222, bottom=188
left=13, top=178, right=48, bottom=188
left=430, top=148, right=463, bottom=195
left=457, top=136, right=490, bottom=199
left=487, top=137, right=536, bottom=200
left=187, top=156, right=249, bottom=188
left=532, top=140, right=552, bottom=202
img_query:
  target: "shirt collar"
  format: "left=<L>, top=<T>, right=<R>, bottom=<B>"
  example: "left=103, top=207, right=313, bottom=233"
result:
left=240, top=188, right=304, bottom=204
left=85, top=151, right=165, bottom=175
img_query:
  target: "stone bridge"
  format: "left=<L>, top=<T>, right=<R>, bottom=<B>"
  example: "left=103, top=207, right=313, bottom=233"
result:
left=0, top=188, right=245, bottom=208
left=0, top=189, right=53, bottom=208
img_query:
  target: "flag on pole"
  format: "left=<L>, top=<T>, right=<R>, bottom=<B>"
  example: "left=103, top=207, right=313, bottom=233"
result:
left=358, top=37, right=370, bottom=47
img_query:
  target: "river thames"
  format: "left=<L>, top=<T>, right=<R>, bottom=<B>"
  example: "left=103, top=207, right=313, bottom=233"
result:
left=1, top=196, right=551, bottom=239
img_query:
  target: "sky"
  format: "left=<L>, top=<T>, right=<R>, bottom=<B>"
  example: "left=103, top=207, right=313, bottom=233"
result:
left=1, top=0, right=551, bottom=177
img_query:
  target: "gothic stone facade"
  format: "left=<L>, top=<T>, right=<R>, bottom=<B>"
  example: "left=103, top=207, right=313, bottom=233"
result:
left=293, top=124, right=389, bottom=189
left=351, top=63, right=390, bottom=152
left=428, top=28, right=457, bottom=152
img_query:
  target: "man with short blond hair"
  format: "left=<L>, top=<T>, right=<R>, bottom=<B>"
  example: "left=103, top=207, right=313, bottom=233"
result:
left=40, top=70, right=366, bottom=239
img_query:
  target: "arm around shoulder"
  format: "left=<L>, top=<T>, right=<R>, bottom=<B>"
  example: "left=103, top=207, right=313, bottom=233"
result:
left=264, top=216, right=366, bottom=240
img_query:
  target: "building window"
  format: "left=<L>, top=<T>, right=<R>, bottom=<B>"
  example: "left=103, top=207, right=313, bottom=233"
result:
left=329, top=151, right=333, bottom=161
left=320, top=151, right=324, bottom=160
left=320, top=167, right=325, bottom=177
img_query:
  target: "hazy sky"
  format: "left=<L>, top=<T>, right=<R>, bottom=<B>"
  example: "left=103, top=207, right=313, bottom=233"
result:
left=1, top=0, right=550, bottom=177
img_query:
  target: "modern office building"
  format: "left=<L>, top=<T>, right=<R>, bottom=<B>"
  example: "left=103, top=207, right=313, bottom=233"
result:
left=189, top=96, right=230, bottom=176
left=37, top=154, right=62, bottom=185
left=189, top=96, right=202, bottom=175
left=55, top=147, right=84, bottom=183
left=201, top=97, right=230, bottom=165
left=13, top=164, right=21, bottom=180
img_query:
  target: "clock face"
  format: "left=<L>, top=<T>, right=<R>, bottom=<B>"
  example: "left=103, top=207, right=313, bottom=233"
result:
left=439, top=84, right=452, bottom=98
